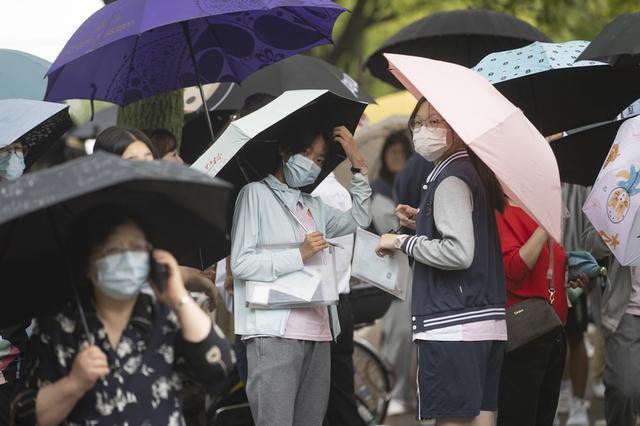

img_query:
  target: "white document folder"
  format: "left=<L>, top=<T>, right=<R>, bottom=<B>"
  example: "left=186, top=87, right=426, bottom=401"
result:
left=245, top=243, right=338, bottom=309
left=351, top=228, right=410, bottom=300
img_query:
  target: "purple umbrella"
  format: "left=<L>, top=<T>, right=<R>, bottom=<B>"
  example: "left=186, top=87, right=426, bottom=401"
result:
left=45, top=0, right=345, bottom=142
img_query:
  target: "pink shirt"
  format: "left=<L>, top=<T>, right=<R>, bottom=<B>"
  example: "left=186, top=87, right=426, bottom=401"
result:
left=283, top=198, right=332, bottom=342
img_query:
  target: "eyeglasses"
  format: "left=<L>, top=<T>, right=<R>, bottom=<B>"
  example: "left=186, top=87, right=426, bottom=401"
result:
left=410, top=117, right=447, bottom=134
left=94, top=241, right=150, bottom=260
left=0, top=145, right=25, bottom=158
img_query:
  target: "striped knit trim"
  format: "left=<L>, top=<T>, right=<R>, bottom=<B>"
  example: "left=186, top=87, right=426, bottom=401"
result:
left=413, top=307, right=506, bottom=332
left=425, top=150, right=469, bottom=184
left=422, top=309, right=506, bottom=328
left=401, top=235, right=419, bottom=257
left=412, top=308, right=506, bottom=334
left=421, top=307, right=505, bottom=325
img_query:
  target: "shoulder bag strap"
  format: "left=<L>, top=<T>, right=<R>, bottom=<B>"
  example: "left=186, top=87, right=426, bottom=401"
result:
left=547, top=239, right=555, bottom=304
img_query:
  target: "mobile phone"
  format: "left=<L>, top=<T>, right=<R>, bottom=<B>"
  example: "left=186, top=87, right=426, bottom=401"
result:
left=149, top=249, right=168, bottom=292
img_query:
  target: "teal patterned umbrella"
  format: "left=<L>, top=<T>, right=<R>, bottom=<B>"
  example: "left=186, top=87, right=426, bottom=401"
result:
left=473, top=40, right=640, bottom=135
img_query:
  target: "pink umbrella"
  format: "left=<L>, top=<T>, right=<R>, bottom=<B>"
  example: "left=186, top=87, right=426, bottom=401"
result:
left=384, top=53, right=562, bottom=241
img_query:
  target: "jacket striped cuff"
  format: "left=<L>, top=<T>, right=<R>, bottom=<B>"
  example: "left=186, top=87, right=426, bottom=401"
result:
left=401, top=235, right=418, bottom=257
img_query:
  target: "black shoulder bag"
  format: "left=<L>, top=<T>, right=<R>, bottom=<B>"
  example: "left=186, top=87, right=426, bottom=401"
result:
left=505, top=240, right=562, bottom=352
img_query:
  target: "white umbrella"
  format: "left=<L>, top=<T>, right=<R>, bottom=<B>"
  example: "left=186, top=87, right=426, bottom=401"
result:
left=191, top=89, right=367, bottom=192
left=583, top=114, right=640, bottom=265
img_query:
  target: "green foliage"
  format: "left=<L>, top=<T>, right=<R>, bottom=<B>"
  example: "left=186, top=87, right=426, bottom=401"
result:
left=471, top=0, right=636, bottom=41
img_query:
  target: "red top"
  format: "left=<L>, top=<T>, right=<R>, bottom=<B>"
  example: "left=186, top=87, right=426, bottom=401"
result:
left=495, top=204, right=568, bottom=324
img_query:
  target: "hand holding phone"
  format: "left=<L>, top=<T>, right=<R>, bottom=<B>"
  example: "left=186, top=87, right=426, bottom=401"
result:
left=149, top=248, right=169, bottom=292
left=149, top=249, right=190, bottom=308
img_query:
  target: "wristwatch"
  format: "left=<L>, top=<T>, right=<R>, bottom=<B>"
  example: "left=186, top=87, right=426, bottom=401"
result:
left=393, top=235, right=407, bottom=250
left=350, top=165, right=368, bottom=176
left=174, top=294, right=192, bottom=311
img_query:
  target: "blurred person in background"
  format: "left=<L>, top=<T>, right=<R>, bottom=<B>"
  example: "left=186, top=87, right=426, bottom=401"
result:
left=312, top=172, right=363, bottom=426
left=583, top=219, right=640, bottom=426
left=93, top=126, right=157, bottom=161
left=144, top=128, right=184, bottom=164
left=560, top=183, right=593, bottom=426
left=370, top=130, right=412, bottom=235
left=369, top=129, right=418, bottom=416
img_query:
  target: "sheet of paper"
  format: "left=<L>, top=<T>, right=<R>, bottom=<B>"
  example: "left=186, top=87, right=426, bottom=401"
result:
left=247, top=267, right=321, bottom=302
left=250, top=286, right=271, bottom=306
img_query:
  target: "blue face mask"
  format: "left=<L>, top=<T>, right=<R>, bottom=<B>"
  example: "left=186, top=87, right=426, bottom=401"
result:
left=283, top=154, right=322, bottom=188
left=95, top=251, right=150, bottom=300
left=0, top=151, right=26, bottom=181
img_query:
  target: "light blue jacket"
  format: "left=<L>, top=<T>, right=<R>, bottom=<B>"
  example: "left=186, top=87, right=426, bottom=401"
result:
left=231, top=173, right=372, bottom=337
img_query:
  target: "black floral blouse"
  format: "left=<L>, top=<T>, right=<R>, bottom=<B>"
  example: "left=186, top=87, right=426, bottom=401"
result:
left=11, top=294, right=234, bottom=425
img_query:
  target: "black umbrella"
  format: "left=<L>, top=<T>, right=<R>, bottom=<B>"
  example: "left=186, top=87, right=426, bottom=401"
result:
left=192, top=90, right=367, bottom=192
left=181, top=55, right=374, bottom=164
left=0, top=99, right=73, bottom=169
left=202, top=55, right=375, bottom=112
left=0, top=152, right=232, bottom=326
left=365, top=9, right=551, bottom=87
left=577, top=13, right=640, bottom=66
left=551, top=119, right=629, bottom=186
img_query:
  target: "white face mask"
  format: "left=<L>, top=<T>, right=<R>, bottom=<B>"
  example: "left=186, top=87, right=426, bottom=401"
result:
left=0, top=151, right=26, bottom=181
left=95, top=251, right=150, bottom=300
left=283, top=153, right=322, bottom=188
left=413, top=127, right=449, bottom=162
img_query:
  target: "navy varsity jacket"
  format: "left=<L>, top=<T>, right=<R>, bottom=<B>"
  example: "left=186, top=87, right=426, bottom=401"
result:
left=400, top=151, right=506, bottom=333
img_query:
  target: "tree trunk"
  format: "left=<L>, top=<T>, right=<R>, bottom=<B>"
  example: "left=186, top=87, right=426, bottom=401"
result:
left=117, top=90, right=185, bottom=149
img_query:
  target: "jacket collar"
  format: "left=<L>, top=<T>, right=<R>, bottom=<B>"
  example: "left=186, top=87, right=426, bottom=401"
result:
left=263, top=174, right=303, bottom=211
left=426, top=150, right=469, bottom=184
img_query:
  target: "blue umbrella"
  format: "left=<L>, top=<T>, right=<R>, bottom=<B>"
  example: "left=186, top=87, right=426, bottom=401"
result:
left=44, top=0, right=345, bottom=143
left=0, top=99, right=73, bottom=168
left=473, top=40, right=640, bottom=135
left=0, top=49, right=50, bottom=101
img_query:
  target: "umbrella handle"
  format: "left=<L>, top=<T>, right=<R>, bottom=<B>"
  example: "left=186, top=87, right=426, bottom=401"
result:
left=181, top=21, right=216, bottom=146
left=73, top=287, right=95, bottom=346
left=90, top=83, right=97, bottom=122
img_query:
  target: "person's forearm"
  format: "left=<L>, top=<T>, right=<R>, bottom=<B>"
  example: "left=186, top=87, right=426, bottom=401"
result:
left=225, top=256, right=232, bottom=278
left=518, top=227, right=548, bottom=269
left=180, top=266, right=214, bottom=293
left=36, top=377, right=84, bottom=426
left=175, top=296, right=213, bottom=343
left=402, top=178, right=474, bottom=270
